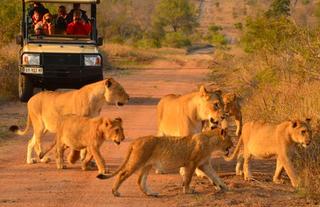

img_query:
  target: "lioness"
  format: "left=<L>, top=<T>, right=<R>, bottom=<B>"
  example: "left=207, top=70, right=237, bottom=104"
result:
left=9, top=78, right=129, bottom=164
left=157, top=86, right=226, bottom=137
left=98, top=128, right=233, bottom=197
left=40, top=115, right=125, bottom=175
left=157, top=86, right=227, bottom=177
left=225, top=119, right=312, bottom=187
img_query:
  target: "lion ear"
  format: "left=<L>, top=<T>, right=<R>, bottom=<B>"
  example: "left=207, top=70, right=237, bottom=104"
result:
left=115, top=117, right=122, bottom=123
left=105, top=78, right=114, bottom=88
left=105, top=119, right=112, bottom=126
left=230, top=93, right=236, bottom=101
left=291, top=120, right=298, bottom=128
left=199, top=85, right=208, bottom=97
left=214, top=89, right=222, bottom=97
left=220, top=129, right=227, bottom=138
left=306, top=118, right=312, bottom=123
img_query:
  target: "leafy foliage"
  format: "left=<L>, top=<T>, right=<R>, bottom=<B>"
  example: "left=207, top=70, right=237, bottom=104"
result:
left=152, top=0, right=198, bottom=34
left=0, top=0, right=21, bottom=45
left=265, top=0, right=291, bottom=18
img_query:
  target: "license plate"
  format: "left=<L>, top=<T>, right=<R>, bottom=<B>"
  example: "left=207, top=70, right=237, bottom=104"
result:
left=23, top=67, right=43, bottom=74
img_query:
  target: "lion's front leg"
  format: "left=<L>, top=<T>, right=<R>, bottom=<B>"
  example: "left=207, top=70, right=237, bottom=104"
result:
left=198, top=162, right=228, bottom=191
left=182, top=163, right=196, bottom=194
left=90, top=146, right=106, bottom=174
left=279, top=155, right=299, bottom=187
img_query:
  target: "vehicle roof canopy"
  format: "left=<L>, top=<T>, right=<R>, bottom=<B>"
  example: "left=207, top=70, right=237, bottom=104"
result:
left=24, top=0, right=100, bottom=3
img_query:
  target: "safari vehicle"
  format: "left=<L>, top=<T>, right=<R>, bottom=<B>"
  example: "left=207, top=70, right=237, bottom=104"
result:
left=17, top=0, right=103, bottom=102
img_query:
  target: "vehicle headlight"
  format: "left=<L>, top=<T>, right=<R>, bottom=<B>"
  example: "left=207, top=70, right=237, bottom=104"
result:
left=84, top=55, right=101, bottom=66
left=22, top=54, right=40, bottom=65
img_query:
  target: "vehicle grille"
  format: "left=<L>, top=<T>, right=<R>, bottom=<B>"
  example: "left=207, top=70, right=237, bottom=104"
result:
left=43, top=53, right=81, bottom=67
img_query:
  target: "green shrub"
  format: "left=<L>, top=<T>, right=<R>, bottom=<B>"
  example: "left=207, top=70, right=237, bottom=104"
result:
left=134, top=38, right=161, bottom=48
left=0, top=0, right=21, bottom=44
left=0, top=44, right=19, bottom=100
left=210, top=33, right=228, bottom=45
left=234, top=22, right=243, bottom=30
left=162, top=32, right=191, bottom=48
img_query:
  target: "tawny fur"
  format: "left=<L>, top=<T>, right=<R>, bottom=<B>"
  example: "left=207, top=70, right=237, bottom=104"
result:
left=9, top=78, right=129, bottom=164
left=41, top=115, right=125, bottom=175
left=157, top=86, right=225, bottom=137
left=99, top=128, right=233, bottom=197
left=225, top=119, right=312, bottom=187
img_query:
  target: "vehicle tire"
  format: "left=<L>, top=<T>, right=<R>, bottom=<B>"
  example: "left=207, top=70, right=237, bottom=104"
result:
left=19, top=74, right=34, bottom=102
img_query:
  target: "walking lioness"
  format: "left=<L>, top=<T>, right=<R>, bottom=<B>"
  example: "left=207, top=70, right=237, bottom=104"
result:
left=98, top=128, right=233, bottom=197
left=9, top=78, right=129, bottom=164
left=225, top=119, right=312, bottom=187
left=40, top=115, right=125, bottom=175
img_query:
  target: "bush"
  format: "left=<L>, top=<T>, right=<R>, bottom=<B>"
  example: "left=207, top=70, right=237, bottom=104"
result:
left=162, top=32, right=191, bottom=48
left=0, top=44, right=19, bottom=100
left=134, top=38, right=161, bottom=48
left=206, top=24, right=228, bottom=47
left=0, top=0, right=21, bottom=44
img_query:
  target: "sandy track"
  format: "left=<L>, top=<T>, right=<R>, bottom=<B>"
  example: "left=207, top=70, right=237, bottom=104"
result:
left=0, top=66, right=315, bottom=207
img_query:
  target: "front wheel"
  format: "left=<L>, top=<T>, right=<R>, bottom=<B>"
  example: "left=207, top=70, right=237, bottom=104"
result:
left=19, top=74, right=34, bottom=102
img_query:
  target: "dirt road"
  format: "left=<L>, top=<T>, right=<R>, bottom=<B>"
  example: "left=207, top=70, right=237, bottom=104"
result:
left=0, top=58, right=316, bottom=207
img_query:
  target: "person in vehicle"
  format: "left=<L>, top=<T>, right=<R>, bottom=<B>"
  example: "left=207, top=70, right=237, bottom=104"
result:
left=66, top=3, right=89, bottom=24
left=34, top=13, right=55, bottom=35
left=32, top=10, right=42, bottom=28
left=29, top=2, right=49, bottom=20
left=55, top=5, right=68, bottom=34
left=66, top=10, right=91, bottom=35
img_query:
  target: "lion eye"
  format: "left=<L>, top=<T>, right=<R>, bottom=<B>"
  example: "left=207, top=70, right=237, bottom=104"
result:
left=301, top=130, right=306, bottom=135
left=213, top=103, right=219, bottom=110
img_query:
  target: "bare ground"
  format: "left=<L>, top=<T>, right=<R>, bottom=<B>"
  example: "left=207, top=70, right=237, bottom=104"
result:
left=0, top=56, right=317, bottom=207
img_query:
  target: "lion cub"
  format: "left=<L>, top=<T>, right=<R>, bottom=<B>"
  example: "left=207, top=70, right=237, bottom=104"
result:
left=225, top=119, right=312, bottom=187
left=41, top=115, right=125, bottom=175
left=98, top=128, right=233, bottom=197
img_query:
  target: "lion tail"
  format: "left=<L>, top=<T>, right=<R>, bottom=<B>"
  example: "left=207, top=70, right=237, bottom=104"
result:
left=39, top=140, right=56, bottom=160
left=224, top=135, right=242, bottom=161
left=96, top=144, right=133, bottom=180
left=9, top=113, right=32, bottom=136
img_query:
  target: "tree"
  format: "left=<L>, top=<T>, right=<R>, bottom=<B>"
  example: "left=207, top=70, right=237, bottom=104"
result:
left=152, top=0, right=198, bottom=34
left=265, top=0, right=291, bottom=18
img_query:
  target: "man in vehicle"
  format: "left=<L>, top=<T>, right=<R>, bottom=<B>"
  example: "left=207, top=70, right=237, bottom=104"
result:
left=66, top=10, right=91, bottom=35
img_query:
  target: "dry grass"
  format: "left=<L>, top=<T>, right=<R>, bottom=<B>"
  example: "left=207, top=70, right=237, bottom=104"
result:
left=0, top=43, right=19, bottom=101
left=101, top=43, right=212, bottom=70
left=209, top=45, right=320, bottom=201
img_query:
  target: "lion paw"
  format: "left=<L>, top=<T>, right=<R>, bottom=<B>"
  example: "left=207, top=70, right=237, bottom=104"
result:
left=273, top=178, right=284, bottom=184
left=40, top=157, right=51, bottom=163
left=112, top=189, right=120, bottom=197
left=27, top=158, right=37, bottom=164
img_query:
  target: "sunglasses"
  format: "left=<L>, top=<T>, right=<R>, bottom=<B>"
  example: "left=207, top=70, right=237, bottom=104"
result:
left=75, top=18, right=81, bottom=21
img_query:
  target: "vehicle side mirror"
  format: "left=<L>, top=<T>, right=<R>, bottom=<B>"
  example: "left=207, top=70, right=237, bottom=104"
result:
left=16, top=34, right=23, bottom=46
left=97, top=37, right=103, bottom=46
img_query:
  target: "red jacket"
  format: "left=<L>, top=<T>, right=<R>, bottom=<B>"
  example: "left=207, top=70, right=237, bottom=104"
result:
left=66, top=22, right=91, bottom=35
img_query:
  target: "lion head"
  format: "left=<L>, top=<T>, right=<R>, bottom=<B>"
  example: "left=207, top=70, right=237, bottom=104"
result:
left=290, top=119, right=312, bottom=148
left=197, top=86, right=226, bottom=126
left=222, top=93, right=237, bottom=116
left=100, top=117, right=125, bottom=145
left=104, top=78, right=130, bottom=107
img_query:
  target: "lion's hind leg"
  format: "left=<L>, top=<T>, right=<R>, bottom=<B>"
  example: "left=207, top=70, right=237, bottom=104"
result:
left=138, top=165, right=158, bottom=197
left=68, top=150, right=81, bottom=164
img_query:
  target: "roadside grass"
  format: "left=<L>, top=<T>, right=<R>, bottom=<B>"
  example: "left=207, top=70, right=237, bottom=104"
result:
left=209, top=47, right=320, bottom=201
left=0, top=43, right=19, bottom=101
left=101, top=43, right=207, bottom=70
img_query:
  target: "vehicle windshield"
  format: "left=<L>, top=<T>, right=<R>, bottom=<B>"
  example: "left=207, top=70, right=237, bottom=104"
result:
left=25, top=2, right=96, bottom=44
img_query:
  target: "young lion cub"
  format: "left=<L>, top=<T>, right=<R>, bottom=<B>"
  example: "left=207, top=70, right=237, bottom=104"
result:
left=98, top=128, right=233, bottom=197
left=41, top=115, right=125, bottom=175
